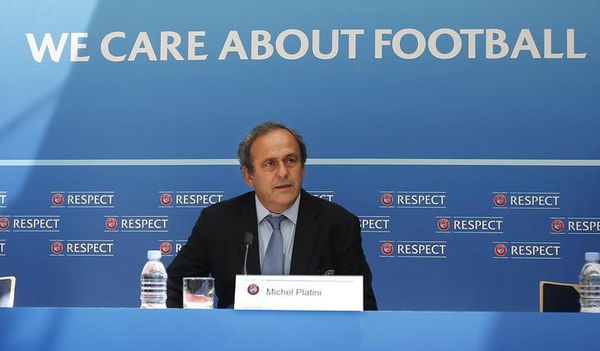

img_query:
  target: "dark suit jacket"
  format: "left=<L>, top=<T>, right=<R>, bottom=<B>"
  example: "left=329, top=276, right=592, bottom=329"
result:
left=166, top=189, right=377, bottom=310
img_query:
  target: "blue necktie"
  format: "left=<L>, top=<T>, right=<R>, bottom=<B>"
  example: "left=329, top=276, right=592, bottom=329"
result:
left=263, top=215, right=284, bottom=275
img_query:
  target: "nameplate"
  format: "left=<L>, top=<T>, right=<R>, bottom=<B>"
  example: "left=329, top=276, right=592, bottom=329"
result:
left=234, top=275, right=363, bottom=311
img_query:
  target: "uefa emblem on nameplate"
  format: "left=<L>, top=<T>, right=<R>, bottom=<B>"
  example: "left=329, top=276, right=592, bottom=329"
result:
left=247, top=284, right=259, bottom=295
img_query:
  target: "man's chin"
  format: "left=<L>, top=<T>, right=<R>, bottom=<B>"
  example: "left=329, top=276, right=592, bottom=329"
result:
left=273, top=191, right=299, bottom=206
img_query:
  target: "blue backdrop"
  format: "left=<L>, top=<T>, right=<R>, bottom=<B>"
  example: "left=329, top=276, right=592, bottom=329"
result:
left=1, top=0, right=599, bottom=311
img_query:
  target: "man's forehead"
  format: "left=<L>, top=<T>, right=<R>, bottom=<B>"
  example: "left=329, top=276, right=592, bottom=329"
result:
left=261, top=151, right=300, bottom=160
left=250, top=129, right=300, bottom=158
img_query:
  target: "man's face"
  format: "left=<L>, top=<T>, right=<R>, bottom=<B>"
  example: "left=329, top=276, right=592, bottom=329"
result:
left=242, top=128, right=306, bottom=214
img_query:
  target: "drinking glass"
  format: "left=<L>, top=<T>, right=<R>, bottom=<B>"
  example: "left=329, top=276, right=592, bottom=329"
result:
left=183, top=277, right=215, bottom=309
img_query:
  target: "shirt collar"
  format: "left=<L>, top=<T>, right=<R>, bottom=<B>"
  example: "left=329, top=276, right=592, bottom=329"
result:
left=255, top=193, right=300, bottom=225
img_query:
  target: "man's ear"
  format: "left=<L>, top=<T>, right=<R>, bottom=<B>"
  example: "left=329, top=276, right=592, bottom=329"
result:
left=241, top=167, right=254, bottom=187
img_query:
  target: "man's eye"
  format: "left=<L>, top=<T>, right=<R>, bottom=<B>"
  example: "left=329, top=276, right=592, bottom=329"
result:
left=285, top=158, right=297, bottom=166
left=264, top=160, right=276, bottom=169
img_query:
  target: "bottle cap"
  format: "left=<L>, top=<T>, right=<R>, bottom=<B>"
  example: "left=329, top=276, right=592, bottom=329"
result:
left=147, top=250, right=162, bottom=260
left=585, top=252, right=600, bottom=262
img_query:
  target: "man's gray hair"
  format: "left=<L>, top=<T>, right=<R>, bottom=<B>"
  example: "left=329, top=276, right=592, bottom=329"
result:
left=237, top=121, right=307, bottom=174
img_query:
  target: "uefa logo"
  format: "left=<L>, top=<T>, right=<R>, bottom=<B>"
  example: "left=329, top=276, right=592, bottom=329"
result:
left=50, top=241, right=64, bottom=255
left=493, top=194, right=507, bottom=207
left=437, top=218, right=450, bottom=231
left=105, top=217, right=118, bottom=230
left=380, top=242, right=394, bottom=256
left=551, top=219, right=564, bottom=233
left=494, top=243, right=508, bottom=257
left=52, top=193, right=65, bottom=206
left=160, top=242, right=172, bottom=255
left=0, top=217, right=9, bottom=230
left=160, top=193, right=173, bottom=206
left=247, top=284, right=260, bottom=295
left=380, top=193, right=394, bottom=206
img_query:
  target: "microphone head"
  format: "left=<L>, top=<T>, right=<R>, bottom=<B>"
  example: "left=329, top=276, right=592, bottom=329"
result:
left=243, top=232, right=254, bottom=246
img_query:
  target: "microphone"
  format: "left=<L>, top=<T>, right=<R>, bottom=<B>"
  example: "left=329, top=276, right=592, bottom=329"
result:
left=242, top=232, right=254, bottom=275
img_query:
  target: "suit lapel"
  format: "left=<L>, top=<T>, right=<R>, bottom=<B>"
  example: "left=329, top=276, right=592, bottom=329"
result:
left=236, top=193, right=261, bottom=275
left=290, top=190, right=319, bottom=275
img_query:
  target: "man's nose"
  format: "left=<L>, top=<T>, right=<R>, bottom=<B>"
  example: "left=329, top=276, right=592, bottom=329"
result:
left=276, top=162, right=289, bottom=178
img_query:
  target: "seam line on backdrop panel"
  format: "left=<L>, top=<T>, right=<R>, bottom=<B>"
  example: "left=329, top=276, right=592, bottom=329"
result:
left=1, top=158, right=600, bottom=166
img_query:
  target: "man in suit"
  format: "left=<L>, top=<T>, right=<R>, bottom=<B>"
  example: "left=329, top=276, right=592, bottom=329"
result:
left=166, top=122, right=377, bottom=310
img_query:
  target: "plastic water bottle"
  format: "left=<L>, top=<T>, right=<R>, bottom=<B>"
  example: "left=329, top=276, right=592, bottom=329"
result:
left=140, top=250, right=167, bottom=309
left=579, top=251, right=600, bottom=313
